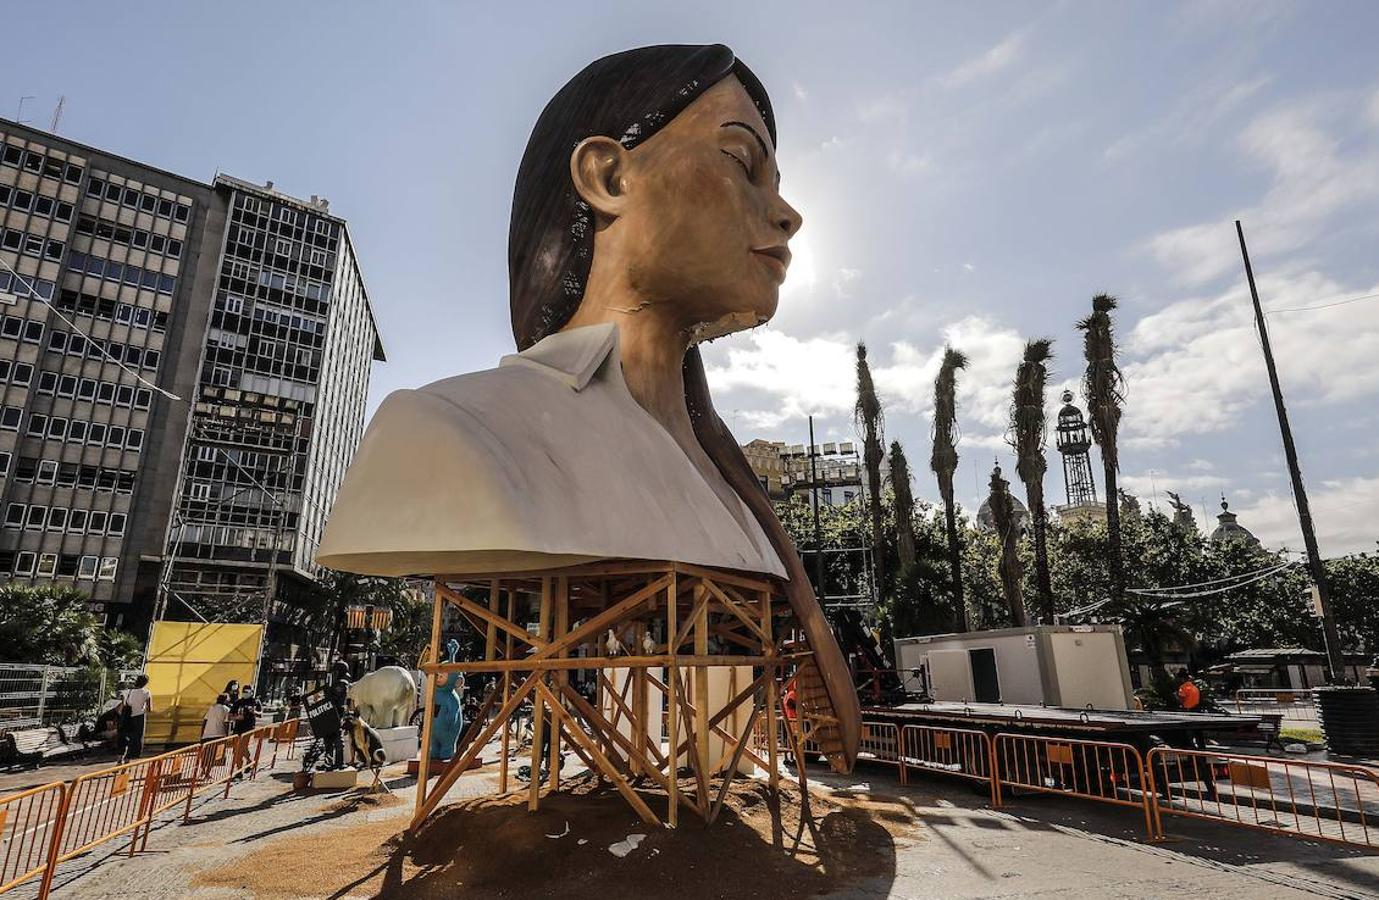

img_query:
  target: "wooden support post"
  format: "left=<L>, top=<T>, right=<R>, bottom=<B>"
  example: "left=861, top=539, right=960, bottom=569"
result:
left=694, top=583, right=710, bottom=811
left=666, top=570, right=678, bottom=827
left=547, top=576, right=568, bottom=792
left=528, top=578, right=552, bottom=811
left=414, top=579, right=445, bottom=821
left=631, top=621, right=646, bottom=780
left=499, top=587, right=515, bottom=793
left=761, top=587, right=779, bottom=790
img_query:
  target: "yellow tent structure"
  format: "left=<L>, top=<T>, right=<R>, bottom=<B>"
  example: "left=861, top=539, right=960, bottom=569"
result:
left=144, top=622, right=263, bottom=744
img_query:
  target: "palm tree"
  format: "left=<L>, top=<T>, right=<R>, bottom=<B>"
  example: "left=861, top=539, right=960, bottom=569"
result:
left=1078, top=293, right=1127, bottom=604
left=930, top=347, right=969, bottom=631
left=855, top=342, right=887, bottom=601
left=1008, top=338, right=1055, bottom=623
left=889, top=441, right=918, bottom=575
left=986, top=463, right=1028, bottom=627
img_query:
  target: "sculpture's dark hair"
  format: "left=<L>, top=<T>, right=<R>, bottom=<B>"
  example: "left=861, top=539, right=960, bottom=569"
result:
left=508, top=45, right=859, bottom=765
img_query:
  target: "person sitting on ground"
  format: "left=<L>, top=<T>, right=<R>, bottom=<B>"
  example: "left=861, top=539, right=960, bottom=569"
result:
left=1174, top=668, right=1201, bottom=711
left=119, top=675, right=153, bottom=760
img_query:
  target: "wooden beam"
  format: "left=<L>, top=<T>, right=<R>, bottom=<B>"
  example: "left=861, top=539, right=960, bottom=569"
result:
left=411, top=670, right=541, bottom=829
left=420, top=654, right=771, bottom=674
left=762, top=587, right=779, bottom=791
left=665, top=570, right=678, bottom=828
left=536, top=680, right=660, bottom=827
left=703, top=578, right=770, bottom=646
left=528, top=578, right=551, bottom=812
left=414, top=578, right=445, bottom=821
left=672, top=561, right=776, bottom=594
left=548, top=576, right=569, bottom=792
left=438, top=585, right=548, bottom=650
left=499, top=587, right=515, bottom=793
left=674, top=581, right=710, bottom=653
left=525, top=574, right=672, bottom=666
left=709, top=699, right=763, bottom=824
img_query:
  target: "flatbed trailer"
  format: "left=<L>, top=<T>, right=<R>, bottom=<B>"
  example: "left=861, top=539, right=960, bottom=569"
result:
left=863, top=701, right=1264, bottom=755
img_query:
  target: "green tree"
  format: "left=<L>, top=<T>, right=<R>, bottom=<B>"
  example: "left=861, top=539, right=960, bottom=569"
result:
left=1009, top=338, right=1055, bottom=622
left=0, top=584, right=102, bottom=665
left=930, top=346, right=969, bottom=631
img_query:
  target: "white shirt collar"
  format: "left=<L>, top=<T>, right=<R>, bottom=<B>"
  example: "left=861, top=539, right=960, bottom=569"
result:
left=499, top=323, right=618, bottom=392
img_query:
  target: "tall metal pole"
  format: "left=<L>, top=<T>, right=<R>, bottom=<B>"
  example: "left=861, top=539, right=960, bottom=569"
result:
left=1236, top=220, right=1346, bottom=681
left=808, top=416, right=825, bottom=600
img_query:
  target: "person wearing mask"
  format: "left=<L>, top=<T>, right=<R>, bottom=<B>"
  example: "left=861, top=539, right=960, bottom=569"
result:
left=119, top=675, right=153, bottom=760
left=231, top=685, right=262, bottom=735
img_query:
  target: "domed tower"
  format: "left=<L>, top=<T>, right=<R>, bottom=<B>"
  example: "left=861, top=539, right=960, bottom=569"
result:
left=1055, top=390, right=1097, bottom=507
left=1210, top=496, right=1260, bottom=547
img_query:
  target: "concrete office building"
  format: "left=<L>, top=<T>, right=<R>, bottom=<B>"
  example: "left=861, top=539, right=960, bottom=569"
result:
left=0, top=118, right=382, bottom=643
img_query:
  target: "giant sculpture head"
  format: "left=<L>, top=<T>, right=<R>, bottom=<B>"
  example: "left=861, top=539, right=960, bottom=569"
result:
left=509, top=44, right=800, bottom=349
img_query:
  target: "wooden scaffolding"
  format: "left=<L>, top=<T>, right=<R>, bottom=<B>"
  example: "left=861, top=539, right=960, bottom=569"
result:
left=409, top=560, right=820, bottom=831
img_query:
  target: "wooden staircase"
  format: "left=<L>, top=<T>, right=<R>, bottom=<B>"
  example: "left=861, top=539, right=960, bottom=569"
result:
left=793, top=659, right=847, bottom=772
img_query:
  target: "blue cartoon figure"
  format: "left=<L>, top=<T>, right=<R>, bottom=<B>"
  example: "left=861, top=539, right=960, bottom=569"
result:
left=429, top=639, right=465, bottom=762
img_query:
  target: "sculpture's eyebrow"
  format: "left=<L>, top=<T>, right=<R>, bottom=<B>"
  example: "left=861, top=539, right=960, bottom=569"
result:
left=720, top=121, right=769, bottom=159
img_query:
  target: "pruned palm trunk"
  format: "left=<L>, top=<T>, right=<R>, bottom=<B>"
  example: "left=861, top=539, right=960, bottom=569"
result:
left=930, top=347, right=968, bottom=632
left=1009, top=338, right=1055, bottom=623
left=1078, top=294, right=1126, bottom=605
left=987, top=464, right=1027, bottom=627
left=856, top=343, right=888, bottom=603
left=890, top=441, right=917, bottom=574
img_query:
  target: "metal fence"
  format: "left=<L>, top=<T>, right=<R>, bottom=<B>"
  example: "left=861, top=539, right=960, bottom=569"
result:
left=899, top=724, right=997, bottom=805
left=1233, top=689, right=1318, bottom=725
left=0, top=665, right=143, bottom=731
left=0, top=721, right=284, bottom=898
left=991, top=733, right=1157, bottom=839
left=1147, top=746, right=1379, bottom=849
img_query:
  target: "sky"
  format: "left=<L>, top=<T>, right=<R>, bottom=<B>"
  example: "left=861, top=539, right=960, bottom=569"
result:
left=4, top=1, right=1378, bottom=557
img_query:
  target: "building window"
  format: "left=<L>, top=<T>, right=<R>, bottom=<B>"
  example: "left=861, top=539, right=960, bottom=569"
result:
left=0, top=407, right=20, bottom=430
left=78, top=555, right=97, bottom=579
left=37, top=553, right=57, bottom=577
left=69, top=510, right=88, bottom=532
left=4, top=503, right=24, bottom=527
left=25, top=506, right=47, bottom=530
left=108, top=513, right=126, bottom=536
left=47, top=507, right=67, bottom=531
left=14, top=551, right=37, bottom=576
left=37, top=459, right=58, bottom=483
left=98, top=557, right=118, bottom=580
left=89, top=511, right=108, bottom=533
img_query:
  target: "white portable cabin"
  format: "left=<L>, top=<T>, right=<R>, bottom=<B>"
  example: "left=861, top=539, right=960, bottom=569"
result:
left=893, top=624, right=1135, bottom=710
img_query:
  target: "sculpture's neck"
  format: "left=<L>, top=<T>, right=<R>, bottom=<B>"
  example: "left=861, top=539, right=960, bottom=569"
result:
left=562, top=278, right=697, bottom=450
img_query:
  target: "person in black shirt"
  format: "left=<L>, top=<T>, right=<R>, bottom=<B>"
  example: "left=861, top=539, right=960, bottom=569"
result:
left=231, top=685, right=262, bottom=735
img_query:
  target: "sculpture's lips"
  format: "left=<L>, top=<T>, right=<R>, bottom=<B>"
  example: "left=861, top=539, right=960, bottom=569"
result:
left=752, top=245, right=791, bottom=280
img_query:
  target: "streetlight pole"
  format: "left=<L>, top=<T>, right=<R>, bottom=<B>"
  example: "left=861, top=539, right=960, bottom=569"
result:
left=808, top=416, right=825, bottom=600
left=1236, top=220, right=1346, bottom=681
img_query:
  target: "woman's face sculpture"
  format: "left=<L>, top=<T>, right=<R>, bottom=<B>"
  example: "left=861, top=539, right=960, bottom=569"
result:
left=570, top=76, right=803, bottom=342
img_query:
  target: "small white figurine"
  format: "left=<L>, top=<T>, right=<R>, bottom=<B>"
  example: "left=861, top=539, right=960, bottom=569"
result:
left=642, top=632, right=656, bottom=655
left=605, top=628, right=624, bottom=656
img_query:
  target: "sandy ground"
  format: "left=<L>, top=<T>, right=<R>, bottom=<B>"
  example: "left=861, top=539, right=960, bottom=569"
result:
left=9, top=744, right=1379, bottom=899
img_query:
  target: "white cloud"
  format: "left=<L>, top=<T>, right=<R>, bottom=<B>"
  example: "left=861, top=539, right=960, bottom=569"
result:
left=792, top=82, right=809, bottom=101
left=1122, top=271, right=1379, bottom=443
left=1233, top=475, right=1379, bottom=557
left=702, top=329, right=856, bottom=428
left=1103, top=75, right=1271, bottom=163
left=939, top=32, right=1025, bottom=89
left=857, top=94, right=907, bottom=124
left=1145, top=93, right=1379, bottom=286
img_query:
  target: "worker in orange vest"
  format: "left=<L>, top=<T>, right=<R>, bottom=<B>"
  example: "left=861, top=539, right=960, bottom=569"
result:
left=1175, top=668, right=1201, bottom=711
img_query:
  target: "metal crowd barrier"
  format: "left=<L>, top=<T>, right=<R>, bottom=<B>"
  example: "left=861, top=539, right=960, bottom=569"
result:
left=0, top=782, right=66, bottom=894
left=0, top=721, right=286, bottom=898
left=856, top=722, right=903, bottom=776
left=1232, top=689, right=1317, bottom=724
left=1147, top=746, right=1379, bottom=849
left=899, top=724, right=998, bottom=805
left=992, top=733, right=1157, bottom=839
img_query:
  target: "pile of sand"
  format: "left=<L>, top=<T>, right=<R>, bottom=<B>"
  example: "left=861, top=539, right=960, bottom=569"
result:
left=194, top=776, right=918, bottom=899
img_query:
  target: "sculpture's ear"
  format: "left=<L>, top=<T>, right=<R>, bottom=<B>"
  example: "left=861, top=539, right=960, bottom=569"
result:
left=570, top=135, right=631, bottom=219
